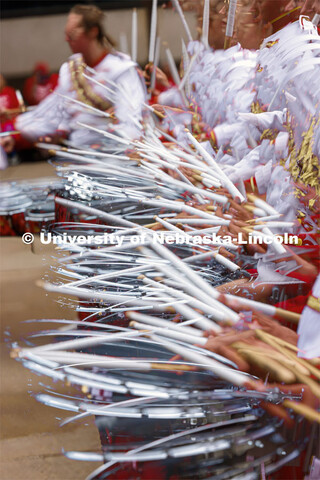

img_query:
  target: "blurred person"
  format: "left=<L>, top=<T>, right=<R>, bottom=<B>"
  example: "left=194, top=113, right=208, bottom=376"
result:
left=301, top=0, right=320, bottom=16
left=1, top=4, right=146, bottom=155
left=239, top=0, right=319, bottom=40
left=180, top=0, right=265, bottom=49
left=0, top=74, right=20, bottom=114
left=146, top=0, right=317, bottom=106
left=214, top=0, right=311, bottom=48
left=23, top=62, right=59, bottom=106
left=234, top=1, right=273, bottom=49
left=208, top=1, right=229, bottom=50
left=0, top=74, right=20, bottom=168
left=0, top=73, right=20, bottom=134
left=181, top=0, right=317, bottom=50
left=256, top=0, right=318, bottom=32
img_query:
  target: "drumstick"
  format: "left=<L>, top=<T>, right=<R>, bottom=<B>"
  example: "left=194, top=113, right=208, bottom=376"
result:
left=224, top=0, right=237, bottom=49
left=0, top=130, right=20, bottom=137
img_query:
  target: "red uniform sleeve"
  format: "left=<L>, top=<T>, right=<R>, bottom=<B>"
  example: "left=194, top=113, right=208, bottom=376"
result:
left=12, top=117, right=34, bottom=150
left=23, top=77, right=36, bottom=106
left=0, top=86, right=20, bottom=110
left=49, top=73, right=59, bottom=92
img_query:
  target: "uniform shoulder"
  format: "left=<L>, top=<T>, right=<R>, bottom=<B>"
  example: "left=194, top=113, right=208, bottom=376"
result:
left=105, top=51, right=135, bottom=67
left=59, top=54, right=82, bottom=75
left=100, top=51, right=136, bottom=79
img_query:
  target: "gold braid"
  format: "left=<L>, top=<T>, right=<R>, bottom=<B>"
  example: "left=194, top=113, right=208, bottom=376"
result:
left=288, top=117, right=320, bottom=204
left=69, top=58, right=111, bottom=111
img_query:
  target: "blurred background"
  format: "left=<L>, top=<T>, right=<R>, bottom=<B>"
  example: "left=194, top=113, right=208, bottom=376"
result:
left=1, top=0, right=197, bottom=91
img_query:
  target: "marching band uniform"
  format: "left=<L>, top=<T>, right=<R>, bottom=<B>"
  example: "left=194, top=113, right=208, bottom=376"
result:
left=23, top=62, right=59, bottom=106
left=5, top=5, right=320, bottom=479
left=0, top=82, right=20, bottom=134
left=0, top=81, right=20, bottom=169
left=156, top=16, right=319, bottom=316
left=15, top=51, right=146, bottom=147
left=298, top=274, right=320, bottom=358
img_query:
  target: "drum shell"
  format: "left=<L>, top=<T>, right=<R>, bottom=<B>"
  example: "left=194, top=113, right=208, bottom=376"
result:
left=0, top=210, right=26, bottom=236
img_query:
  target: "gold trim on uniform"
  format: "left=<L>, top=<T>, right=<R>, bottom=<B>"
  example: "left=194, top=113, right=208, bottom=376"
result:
left=289, top=118, right=320, bottom=199
left=307, top=295, right=320, bottom=313
left=69, top=58, right=111, bottom=111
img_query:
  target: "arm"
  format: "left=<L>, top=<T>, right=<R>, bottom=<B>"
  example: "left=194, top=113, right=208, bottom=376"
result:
left=112, top=65, right=146, bottom=140
left=15, top=63, right=71, bottom=143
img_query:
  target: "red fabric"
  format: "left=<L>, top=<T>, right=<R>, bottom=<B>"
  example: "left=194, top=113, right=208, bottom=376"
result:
left=90, top=51, right=108, bottom=69
left=275, top=294, right=309, bottom=314
left=0, top=86, right=20, bottom=110
left=149, top=79, right=175, bottom=105
left=268, top=450, right=306, bottom=479
left=0, top=86, right=20, bottom=133
left=11, top=117, right=33, bottom=150
left=33, top=62, right=49, bottom=75
left=23, top=73, right=58, bottom=106
left=297, top=232, right=320, bottom=246
left=0, top=212, right=26, bottom=236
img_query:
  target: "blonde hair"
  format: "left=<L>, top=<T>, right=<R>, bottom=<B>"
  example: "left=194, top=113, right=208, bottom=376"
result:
left=70, top=4, right=115, bottom=47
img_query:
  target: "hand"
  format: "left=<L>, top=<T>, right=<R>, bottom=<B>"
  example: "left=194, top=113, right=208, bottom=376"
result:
left=202, top=307, right=319, bottom=426
left=38, top=131, right=67, bottom=145
left=150, top=104, right=166, bottom=115
left=143, top=63, right=170, bottom=89
left=105, top=106, right=115, bottom=120
left=0, top=135, right=15, bottom=153
left=204, top=309, right=297, bottom=354
left=0, top=105, right=9, bottom=120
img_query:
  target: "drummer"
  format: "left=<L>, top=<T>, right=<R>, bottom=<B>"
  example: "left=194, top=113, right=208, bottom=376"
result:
left=1, top=4, right=146, bottom=154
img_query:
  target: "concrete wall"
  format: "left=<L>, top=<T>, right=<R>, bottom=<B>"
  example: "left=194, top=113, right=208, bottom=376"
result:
left=1, top=8, right=197, bottom=77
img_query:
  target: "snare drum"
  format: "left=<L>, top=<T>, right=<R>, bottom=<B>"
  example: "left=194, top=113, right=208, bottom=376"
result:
left=0, top=184, right=32, bottom=236
left=25, top=202, right=55, bottom=234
